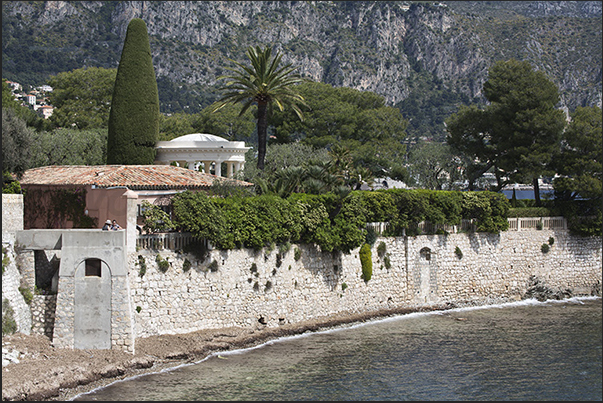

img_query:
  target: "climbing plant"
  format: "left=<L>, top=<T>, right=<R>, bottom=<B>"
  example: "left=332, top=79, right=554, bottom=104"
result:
left=23, top=187, right=97, bottom=229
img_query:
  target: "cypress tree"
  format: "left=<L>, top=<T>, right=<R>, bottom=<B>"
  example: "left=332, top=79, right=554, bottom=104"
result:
left=107, top=18, right=159, bottom=165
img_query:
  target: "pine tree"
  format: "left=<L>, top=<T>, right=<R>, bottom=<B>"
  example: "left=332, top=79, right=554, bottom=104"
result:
left=107, top=18, right=159, bottom=165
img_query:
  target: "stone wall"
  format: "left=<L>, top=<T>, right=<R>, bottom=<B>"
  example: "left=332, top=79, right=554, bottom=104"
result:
left=2, top=194, right=32, bottom=335
left=3, top=190, right=601, bottom=351
left=2, top=194, right=23, bottom=245
left=31, top=295, right=57, bottom=340
left=128, top=229, right=602, bottom=339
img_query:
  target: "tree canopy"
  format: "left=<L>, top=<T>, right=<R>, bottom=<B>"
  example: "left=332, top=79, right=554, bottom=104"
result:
left=552, top=106, right=602, bottom=201
left=2, top=107, right=34, bottom=180
left=212, top=45, right=307, bottom=170
left=271, top=81, right=409, bottom=179
left=29, top=128, right=108, bottom=168
left=47, top=67, right=117, bottom=130
left=406, top=141, right=465, bottom=190
left=107, top=18, right=159, bottom=165
left=446, top=59, right=566, bottom=205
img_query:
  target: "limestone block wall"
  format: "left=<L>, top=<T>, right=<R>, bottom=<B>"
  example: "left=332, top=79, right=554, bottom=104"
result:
left=2, top=194, right=23, bottom=245
left=2, top=194, right=32, bottom=335
left=1, top=247, right=32, bottom=335
left=128, top=230, right=601, bottom=339
left=407, top=230, right=602, bottom=304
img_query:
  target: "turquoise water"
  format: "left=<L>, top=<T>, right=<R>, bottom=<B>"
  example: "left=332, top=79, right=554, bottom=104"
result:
left=73, top=297, right=602, bottom=401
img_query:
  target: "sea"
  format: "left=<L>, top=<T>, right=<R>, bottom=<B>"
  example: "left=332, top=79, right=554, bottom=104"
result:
left=72, top=297, right=602, bottom=401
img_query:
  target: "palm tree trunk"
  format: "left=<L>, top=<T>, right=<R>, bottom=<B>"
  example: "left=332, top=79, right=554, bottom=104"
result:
left=256, top=101, right=268, bottom=170
left=533, top=176, right=541, bottom=207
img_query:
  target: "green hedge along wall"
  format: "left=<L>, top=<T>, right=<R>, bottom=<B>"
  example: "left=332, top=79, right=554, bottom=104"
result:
left=172, top=189, right=511, bottom=252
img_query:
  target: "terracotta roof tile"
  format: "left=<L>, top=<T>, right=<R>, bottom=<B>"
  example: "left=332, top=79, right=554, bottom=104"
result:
left=20, top=165, right=253, bottom=190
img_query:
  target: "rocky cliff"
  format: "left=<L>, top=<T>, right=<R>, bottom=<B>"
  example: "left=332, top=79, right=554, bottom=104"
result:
left=2, top=1, right=601, bottom=138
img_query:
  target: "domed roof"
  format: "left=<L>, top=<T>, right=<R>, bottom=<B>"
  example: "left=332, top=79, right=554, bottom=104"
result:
left=170, top=133, right=229, bottom=143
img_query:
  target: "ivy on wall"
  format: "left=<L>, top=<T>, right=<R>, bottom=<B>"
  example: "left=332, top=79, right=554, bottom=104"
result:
left=23, top=187, right=97, bottom=229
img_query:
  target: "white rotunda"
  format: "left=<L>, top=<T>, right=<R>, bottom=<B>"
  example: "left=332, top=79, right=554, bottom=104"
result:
left=155, top=133, right=250, bottom=178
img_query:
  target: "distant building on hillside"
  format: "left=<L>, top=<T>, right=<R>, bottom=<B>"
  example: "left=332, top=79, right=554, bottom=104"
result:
left=37, top=84, right=53, bottom=92
left=25, top=93, right=36, bottom=106
left=5, top=80, right=22, bottom=92
left=37, top=105, right=54, bottom=119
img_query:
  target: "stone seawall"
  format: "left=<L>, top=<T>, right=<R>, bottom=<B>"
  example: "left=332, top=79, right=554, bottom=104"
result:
left=128, top=229, right=602, bottom=339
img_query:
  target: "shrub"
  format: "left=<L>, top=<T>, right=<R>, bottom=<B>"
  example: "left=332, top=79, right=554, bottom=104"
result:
left=19, top=286, right=33, bottom=305
left=383, top=254, right=391, bottom=270
left=2, top=298, right=18, bottom=335
left=276, top=252, right=283, bottom=268
left=342, top=282, right=348, bottom=291
left=455, top=246, right=463, bottom=259
left=508, top=207, right=554, bottom=217
left=541, top=243, right=550, bottom=253
left=136, top=306, right=142, bottom=313
left=156, top=254, right=169, bottom=273
left=536, top=221, right=543, bottom=230
left=278, top=242, right=291, bottom=254
left=2, top=246, right=9, bottom=274
left=294, top=247, right=301, bottom=261
left=359, top=243, right=372, bottom=282
left=140, top=200, right=174, bottom=233
left=182, top=258, right=191, bottom=272
left=376, top=241, right=386, bottom=257
left=265, top=280, right=273, bottom=292
left=208, top=259, right=219, bottom=272
left=365, top=226, right=377, bottom=246
left=138, top=255, right=147, bottom=277
left=548, top=237, right=554, bottom=246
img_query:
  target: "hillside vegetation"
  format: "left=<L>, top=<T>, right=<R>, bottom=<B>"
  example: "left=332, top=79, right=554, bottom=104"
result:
left=2, top=1, right=601, bottom=141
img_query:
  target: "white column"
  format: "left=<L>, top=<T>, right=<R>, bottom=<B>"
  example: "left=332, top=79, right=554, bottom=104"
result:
left=203, top=161, right=212, bottom=174
left=215, top=161, right=222, bottom=177
left=227, top=162, right=234, bottom=178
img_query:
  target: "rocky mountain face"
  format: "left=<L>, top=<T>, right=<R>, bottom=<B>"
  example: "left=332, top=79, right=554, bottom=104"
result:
left=2, top=1, right=601, bottom=138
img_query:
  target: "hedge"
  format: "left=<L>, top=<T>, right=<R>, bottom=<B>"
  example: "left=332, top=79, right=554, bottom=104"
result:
left=171, top=188, right=512, bottom=252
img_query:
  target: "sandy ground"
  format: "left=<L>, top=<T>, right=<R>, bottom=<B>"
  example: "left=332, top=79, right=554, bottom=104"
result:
left=2, top=305, right=448, bottom=401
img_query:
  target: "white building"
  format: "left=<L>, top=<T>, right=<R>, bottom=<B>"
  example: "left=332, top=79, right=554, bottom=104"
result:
left=25, top=94, right=36, bottom=106
left=155, top=133, right=250, bottom=178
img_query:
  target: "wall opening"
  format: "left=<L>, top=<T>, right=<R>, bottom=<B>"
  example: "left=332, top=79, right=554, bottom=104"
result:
left=420, top=247, right=431, bottom=261
left=85, top=258, right=102, bottom=277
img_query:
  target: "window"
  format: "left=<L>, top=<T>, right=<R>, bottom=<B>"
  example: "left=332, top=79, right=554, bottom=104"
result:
left=85, top=258, right=101, bottom=277
left=420, top=247, right=431, bottom=261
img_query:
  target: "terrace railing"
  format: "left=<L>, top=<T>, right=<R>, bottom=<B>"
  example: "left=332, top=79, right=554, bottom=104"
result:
left=366, top=216, right=567, bottom=235
left=137, top=217, right=569, bottom=250
left=136, top=232, right=208, bottom=250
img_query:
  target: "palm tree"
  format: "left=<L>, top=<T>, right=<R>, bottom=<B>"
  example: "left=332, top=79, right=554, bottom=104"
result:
left=212, top=45, right=307, bottom=170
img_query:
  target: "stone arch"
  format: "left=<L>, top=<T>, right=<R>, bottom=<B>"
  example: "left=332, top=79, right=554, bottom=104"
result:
left=420, top=247, right=432, bottom=261
left=73, top=256, right=112, bottom=349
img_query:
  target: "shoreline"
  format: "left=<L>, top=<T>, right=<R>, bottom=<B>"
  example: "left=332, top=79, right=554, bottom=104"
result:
left=4, top=296, right=599, bottom=401
left=4, top=303, right=455, bottom=401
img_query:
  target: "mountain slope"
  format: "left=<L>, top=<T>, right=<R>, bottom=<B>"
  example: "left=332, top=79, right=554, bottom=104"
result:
left=2, top=1, right=601, bottom=140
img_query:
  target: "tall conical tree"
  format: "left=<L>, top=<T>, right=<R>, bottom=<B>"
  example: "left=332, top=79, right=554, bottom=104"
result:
left=107, top=18, right=159, bottom=165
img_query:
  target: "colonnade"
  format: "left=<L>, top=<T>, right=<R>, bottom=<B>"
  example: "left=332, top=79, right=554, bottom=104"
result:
left=175, top=160, right=244, bottom=178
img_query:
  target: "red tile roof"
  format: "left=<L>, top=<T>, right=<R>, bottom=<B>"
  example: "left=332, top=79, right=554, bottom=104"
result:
left=20, top=165, right=253, bottom=190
